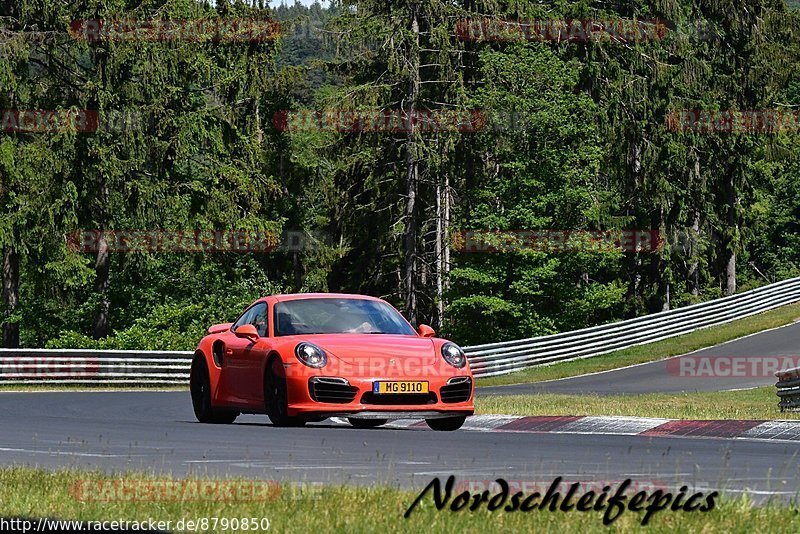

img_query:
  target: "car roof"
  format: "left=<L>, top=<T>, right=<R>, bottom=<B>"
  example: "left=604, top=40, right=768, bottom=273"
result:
left=268, top=293, right=385, bottom=303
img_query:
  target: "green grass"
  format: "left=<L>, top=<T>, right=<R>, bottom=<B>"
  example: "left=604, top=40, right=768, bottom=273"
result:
left=1, top=468, right=799, bottom=533
left=476, top=386, right=799, bottom=420
left=477, top=302, right=800, bottom=387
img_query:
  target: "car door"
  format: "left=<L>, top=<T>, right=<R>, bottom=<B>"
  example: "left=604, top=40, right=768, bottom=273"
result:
left=246, top=302, right=271, bottom=403
left=225, top=302, right=268, bottom=405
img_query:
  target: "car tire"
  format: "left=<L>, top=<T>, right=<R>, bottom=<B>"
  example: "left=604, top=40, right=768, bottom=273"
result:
left=265, top=358, right=306, bottom=427
left=425, top=415, right=466, bottom=431
left=190, top=356, right=238, bottom=424
left=348, top=418, right=388, bottom=429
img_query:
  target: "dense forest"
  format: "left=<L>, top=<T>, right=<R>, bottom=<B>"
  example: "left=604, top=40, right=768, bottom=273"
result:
left=1, top=0, right=800, bottom=350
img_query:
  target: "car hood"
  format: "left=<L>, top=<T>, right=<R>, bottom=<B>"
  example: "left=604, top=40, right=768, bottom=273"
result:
left=299, top=334, right=438, bottom=365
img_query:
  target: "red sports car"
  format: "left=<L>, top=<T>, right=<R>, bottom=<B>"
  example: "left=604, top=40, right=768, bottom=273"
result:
left=190, top=294, right=474, bottom=430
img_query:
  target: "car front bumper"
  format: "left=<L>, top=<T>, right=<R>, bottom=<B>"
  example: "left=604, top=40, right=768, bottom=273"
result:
left=284, top=372, right=475, bottom=417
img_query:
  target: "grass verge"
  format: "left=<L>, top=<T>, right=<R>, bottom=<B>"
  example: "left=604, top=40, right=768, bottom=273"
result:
left=0, top=468, right=799, bottom=533
left=476, top=386, right=798, bottom=420
left=476, top=302, right=800, bottom=387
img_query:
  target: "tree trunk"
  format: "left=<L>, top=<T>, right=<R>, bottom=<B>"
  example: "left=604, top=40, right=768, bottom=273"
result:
left=650, top=206, right=669, bottom=312
left=435, top=179, right=444, bottom=329
left=725, top=249, right=736, bottom=295
left=403, top=2, right=421, bottom=325
left=292, top=250, right=302, bottom=292
left=436, top=174, right=450, bottom=328
left=92, top=164, right=110, bottom=339
left=92, top=229, right=110, bottom=339
left=687, top=211, right=701, bottom=296
left=2, top=240, right=20, bottom=348
left=687, top=151, right=702, bottom=297
left=91, top=46, right=111, bottom=339
left=440, top=173, right=451, bottom=328
left=404, top=155, right=419, bottom=325
left=723, top=170, right=737, bottom=296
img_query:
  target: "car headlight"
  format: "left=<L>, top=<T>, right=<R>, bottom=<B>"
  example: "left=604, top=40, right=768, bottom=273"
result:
left=441, top=342, right=466, bottom=368
left=295, top=342, right=328, bottom=368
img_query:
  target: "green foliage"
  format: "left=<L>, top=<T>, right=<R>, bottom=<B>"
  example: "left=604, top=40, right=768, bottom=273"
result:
left=443, top=41, right=621, bottom=340
left=42, top=254, right=280, bottom=350
left=1, top=1, right=800, bottom=349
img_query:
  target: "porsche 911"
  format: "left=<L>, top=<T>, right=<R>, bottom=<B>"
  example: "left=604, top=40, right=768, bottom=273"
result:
left=190, top=294, right=474, bottom=430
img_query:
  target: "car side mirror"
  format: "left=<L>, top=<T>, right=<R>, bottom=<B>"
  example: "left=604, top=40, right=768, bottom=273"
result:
left=418, top=324, right=436, bottom=338
left=234, top=324, right=260, bottom=342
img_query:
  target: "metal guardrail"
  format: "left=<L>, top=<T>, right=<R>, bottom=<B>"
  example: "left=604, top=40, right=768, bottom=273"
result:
left=776, top=367, right=800, bottom=412
left=0, top=349, right=192, bottom=385
left=466, top=276, right=800, bottom=377
left=1, top=277, right=799, bottom=384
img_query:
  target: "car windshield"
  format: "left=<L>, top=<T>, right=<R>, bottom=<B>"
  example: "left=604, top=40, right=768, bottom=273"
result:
left=273, top=298, right=416, bottom=336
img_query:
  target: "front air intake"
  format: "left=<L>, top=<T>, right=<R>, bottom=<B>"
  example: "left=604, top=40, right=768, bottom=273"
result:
left=309, top=377, right=358, bottom=404
left=440, top=377, right=472, bottom=403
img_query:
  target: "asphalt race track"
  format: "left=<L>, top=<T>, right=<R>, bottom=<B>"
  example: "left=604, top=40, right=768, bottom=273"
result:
left=1, top=390, right=800, bottom=501
left=480, top=321, right=800, bottom=396
left=2, top=322, right=800, bottom=501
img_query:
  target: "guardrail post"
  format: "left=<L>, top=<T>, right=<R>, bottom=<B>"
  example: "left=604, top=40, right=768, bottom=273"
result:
left=776, top=367, right=800, bottom=412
